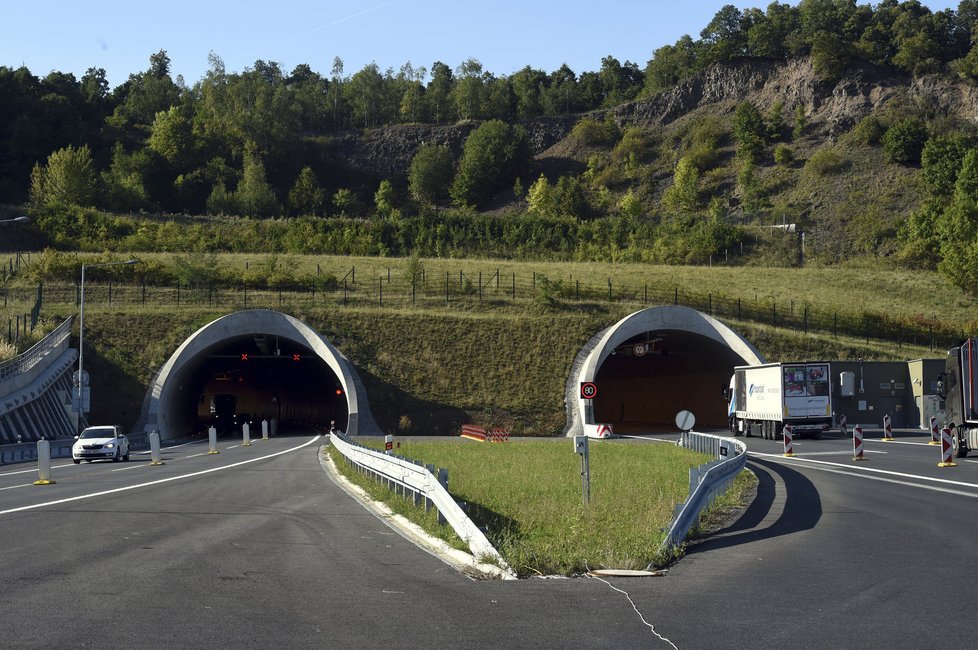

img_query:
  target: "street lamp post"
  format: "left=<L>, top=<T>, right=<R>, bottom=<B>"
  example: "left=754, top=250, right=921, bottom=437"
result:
left=75, top=259, right=139, bottom=430
left=0, top=216, right=29, bottom=225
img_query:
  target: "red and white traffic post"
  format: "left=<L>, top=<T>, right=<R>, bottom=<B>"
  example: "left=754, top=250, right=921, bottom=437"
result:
left=929, top=416, right=940, bottom=445
left=852, top=426, right=865, bottom=461
left=882, top=414, right=894, bottom=441
left=939, top=427, right=957, bottom=468
left=783, top=425, right=795, bottom=457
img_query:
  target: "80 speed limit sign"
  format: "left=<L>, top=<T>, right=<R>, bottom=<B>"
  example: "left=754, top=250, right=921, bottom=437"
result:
left=580, top=382, right=598, bottom=399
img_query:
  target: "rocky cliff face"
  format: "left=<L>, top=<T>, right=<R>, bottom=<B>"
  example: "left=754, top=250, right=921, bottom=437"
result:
left=331, top=58, right=978, bottom=179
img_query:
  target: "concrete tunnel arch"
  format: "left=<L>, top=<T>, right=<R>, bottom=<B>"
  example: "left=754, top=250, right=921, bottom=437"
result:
left=137, top=310, right=380, bottom=440
left=565, top=306, right=765, bottom=436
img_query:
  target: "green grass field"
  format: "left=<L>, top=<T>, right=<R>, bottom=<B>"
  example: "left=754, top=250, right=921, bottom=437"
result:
left=336, top=438, right=755, bottom=577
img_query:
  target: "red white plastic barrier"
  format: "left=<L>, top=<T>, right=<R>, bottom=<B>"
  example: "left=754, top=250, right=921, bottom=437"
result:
left=929, top=416, right=940, bottom=445
left=460, top=424, right=488, bottom=442
left=488, top=429, right=510, bottom=443
left=882, top=414, right=894, bottom=441
left=839, top=413, right=848, bottom=438
left=783, top=425, right=795, bottom=457
left=852, top=426, right=865, bottom=461
left=939, top=427, right=957, bottom=467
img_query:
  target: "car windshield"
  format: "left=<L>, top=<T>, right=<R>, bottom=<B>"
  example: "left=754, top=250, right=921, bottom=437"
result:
left=80, top=428, right=115, bottom=439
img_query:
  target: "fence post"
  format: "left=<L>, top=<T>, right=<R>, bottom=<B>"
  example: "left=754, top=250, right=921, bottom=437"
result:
left=608, top=279, right=612, bottom=302
left=674, top=288, right=678, bottom=305
left=379, top=276, right=383, bottom=306
left=512, top=273, right=515, bottom=299
left=479, top=271, right=482, bottom=302
left=446, top=271, right=449, bottom=304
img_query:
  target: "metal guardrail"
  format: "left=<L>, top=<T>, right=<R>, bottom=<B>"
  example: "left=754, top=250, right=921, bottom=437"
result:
left=659, top=431, right=748, bottom=555
left=0, top=439, right=74, bottom=465
left=0, top=317, right=72, bottom=382
left=328, top=431, right=514, bottom=576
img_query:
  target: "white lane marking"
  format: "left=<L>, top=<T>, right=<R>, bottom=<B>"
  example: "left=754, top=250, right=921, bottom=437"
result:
left=791, top=450, right=886, bottom=457
left=110, top=464, right=145, bottom=472
left=184, top=453, right=207, bottom=459
left=771, top=462, right=978, bottom=500
left=863, top=439, right=934, bottom=447
left=0, top=435, right=323, bottom=516
left=751, top=451, right=978, bottom=491
left=0, top=483, right=32, bottom=492
left=226, top=445, right=240, bottom=450
left=0, top=462, right=78, bottom=477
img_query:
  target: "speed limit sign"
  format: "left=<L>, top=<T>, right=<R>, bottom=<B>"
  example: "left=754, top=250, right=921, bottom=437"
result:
left=580, top=382, right=598, bottom=399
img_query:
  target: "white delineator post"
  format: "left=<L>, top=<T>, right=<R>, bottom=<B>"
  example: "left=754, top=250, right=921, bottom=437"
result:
left=939, top=427, right=957, bottom=468
left=929, top=416, right=940, bottom=445
left=262, top=419, right=269, bottom=441
left=208, top=426, right=219, bottom=454
left=242, top=422, right=251, bottom=447
left=852, top=426, right=865, bottom=461
left=149, top=430, right=165, bottom=466
left=783, top=425, right=795, bottom=457
left=33, top=439, right=56, bottom=485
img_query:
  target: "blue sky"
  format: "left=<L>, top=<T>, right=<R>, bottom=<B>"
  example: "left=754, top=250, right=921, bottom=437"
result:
left=1, top=1, right=962, bottom=88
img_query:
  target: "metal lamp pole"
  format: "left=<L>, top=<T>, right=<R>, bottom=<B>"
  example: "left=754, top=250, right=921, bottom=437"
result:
left=76, top=259, right=138, bottom=430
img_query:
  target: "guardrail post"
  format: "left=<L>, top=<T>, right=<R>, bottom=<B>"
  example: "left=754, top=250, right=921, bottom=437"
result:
left=149, top=430, right=165, bottom=466
left=424, top=464, right=435, bottom=512
left=33, top=438, right=55, bottom=485
left=208, top=426, right=219, bottom=454
left=436, top=468, right=449, bottom=524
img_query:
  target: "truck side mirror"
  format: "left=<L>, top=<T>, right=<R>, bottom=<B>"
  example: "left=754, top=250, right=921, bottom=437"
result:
left=721, top=387, right=730, bottom=401
left=937, top=374, right=946, bottom=399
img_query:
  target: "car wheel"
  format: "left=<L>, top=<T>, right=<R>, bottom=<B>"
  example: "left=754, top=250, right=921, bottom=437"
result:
left=73, top=459, right=80, bottom=464
left=113, top=448, right=120, bottom=462
left=123, top=449, right=130, bottom=461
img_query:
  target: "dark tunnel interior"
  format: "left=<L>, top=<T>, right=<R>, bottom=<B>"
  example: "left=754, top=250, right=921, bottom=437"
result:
left=171, top=333, right=348, bottom=435
left=593, top=330, right=746, bottom=431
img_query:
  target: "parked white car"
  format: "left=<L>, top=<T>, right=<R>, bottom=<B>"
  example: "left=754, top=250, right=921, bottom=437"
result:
left=72, top=425, right=130, bottom=463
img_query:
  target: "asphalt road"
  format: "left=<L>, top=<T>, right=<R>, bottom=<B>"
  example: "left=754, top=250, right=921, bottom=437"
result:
left=2, top=427, right=976, bottom=648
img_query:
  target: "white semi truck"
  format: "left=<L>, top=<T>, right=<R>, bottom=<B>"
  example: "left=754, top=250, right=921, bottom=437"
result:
left=726, top=362, right=833, bottom=440
left=938, top=339, right=978, bottom=458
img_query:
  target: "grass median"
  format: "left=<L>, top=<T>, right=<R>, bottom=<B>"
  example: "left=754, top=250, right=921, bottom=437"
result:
left=328, top=438, right=756, bottom=577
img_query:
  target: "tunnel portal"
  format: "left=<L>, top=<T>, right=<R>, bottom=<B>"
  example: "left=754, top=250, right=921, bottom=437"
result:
left=566, top=306, right=765, bottom=435
left=137, top=310, right=378, bottom=440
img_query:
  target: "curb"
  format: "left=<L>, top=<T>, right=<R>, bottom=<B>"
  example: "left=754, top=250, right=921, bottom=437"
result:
left=317, top=444, right=515, bottom=581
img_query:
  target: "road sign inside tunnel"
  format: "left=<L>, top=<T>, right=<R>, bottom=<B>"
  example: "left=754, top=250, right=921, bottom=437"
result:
left=580, top=382, right=598, bottom=399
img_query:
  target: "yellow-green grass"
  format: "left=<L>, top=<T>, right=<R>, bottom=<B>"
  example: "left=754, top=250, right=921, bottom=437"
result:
left=15, top=251, right=978, bottom=327
left=351, top=438, right=755, bottom=577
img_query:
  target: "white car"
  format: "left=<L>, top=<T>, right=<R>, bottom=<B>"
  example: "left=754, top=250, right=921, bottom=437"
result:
left=72, top=425, right=130, bottom=463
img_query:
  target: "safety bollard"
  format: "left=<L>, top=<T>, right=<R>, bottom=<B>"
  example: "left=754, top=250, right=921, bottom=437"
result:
left=852, top=426, right=865, bottom=461
left=149, top=431, right=165, bottom=466
left=783, top=425, right=795, bottom=457
left=939, top=427, right=957, bottom=467
left=242, top=422, right=251, bottom=447
left=33, top=438, right=56, bottom=485
left=262, top=419, right=269, bottom=441
left=271, top=419, right=278, bottom=437
left=882, top=414, right=894, bottom=441
left=839, top=413, right=848, bottom=438
left=929, top=416, right=940, bottom=445
left=208, top=426, right=220, bottom=454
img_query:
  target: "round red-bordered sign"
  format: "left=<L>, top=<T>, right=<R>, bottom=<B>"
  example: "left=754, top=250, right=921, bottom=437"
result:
left=580, top=382, right=598, bottom=399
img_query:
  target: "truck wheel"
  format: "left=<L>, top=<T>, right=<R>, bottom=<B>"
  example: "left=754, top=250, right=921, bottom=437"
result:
left=762, top=421, right=770, bottom=440
left=953, top=428, right=969, bottom=458
left=745, top=422, right=752, bottom=438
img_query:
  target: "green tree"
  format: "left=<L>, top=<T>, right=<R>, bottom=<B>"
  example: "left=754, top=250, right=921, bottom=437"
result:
left=921, top=134, right=974, bottom=198
left=235, top=151, right=279, bottom=216
left=148, top=105, right=194, bottom=166
left=288, top=166, right=324, bottom=216
left=526, top=175, right=555, bottom=217
left=643, top=36, right=701, bottom=94
left=374, top=179, right=396, bottom=218
left=732, top=101, right=765, bottom=163
left=661, top=157, right=701, bottom=213
left=454, top=58, right=486, bottom=120
left=451, top=120, right=529, bottom=207
left=408, top=144, right=454, bottom=206
left=882, top=117, right=928, bottom=164
left=29, top=144, right=97, bottom=207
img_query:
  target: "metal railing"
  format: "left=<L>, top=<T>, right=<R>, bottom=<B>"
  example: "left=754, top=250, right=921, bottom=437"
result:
left=659, top=431, right=748, bottom=555
left=0, top=317, right=72, bottom=382
left=0, top=439, right=74, bottom=465
left=328, top=431, right=514, bottom=577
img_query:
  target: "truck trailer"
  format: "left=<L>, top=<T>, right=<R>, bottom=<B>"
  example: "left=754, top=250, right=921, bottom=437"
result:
left=938, top=339, right=978, bottom=458
left=727, top=362, right=833, bottom=439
